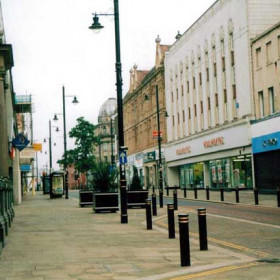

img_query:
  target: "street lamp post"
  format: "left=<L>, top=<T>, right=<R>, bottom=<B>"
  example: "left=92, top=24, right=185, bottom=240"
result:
left=155, top=85, right=164, bottom=208
left=89, top=0, right=128, bottom=223
left=110, top=116, right=115, bottom=166
left=54, top=85, right=78, bottom=199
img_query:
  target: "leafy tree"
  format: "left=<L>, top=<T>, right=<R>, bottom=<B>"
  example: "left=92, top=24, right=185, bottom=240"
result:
left=57, top=117, right=98, bottom=174
left=130, top=166, right=142, bottom=190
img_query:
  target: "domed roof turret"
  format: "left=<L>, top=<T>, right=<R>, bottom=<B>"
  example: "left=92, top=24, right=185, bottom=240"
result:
left=98, top=98, right=117, bottom=123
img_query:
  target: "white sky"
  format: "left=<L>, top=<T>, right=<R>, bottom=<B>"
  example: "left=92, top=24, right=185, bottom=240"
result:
left=1, top=0, right=215, bottom=170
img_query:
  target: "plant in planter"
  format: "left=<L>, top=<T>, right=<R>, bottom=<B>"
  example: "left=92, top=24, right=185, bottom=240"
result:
left=91, top=162, right=119, bottom=213
left=127, top=166, right=148, bottom=208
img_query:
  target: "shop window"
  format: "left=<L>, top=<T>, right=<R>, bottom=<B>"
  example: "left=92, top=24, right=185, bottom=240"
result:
left=232, top=155, right=252, bottom=188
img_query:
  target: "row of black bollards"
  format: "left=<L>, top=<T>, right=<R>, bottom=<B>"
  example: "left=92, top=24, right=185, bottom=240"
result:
left=146, top=195, right=208, bottom=267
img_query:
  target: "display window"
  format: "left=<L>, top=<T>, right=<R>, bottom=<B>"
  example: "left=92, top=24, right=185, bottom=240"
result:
left=180, top=162, right=204, bottom=188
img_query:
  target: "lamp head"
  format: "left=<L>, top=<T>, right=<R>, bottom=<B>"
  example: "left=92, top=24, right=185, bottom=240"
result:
left=164, top=111, right=169, bottom=118
left=72, top=96, right=79, bottom=104
left=43, top=138, right=47, bottom=143
left=144, top=94, right=150, bottom=101
left=53, top=114, right=58, bottom=121
left=89, top=14, right=104, bottom=31
left=55, top=127, right=59, bottom=132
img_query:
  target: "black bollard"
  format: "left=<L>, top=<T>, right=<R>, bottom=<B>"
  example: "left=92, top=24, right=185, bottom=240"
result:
left=159, top=188, right=163, bottom=208
left=277, top=188, right=280, bottom=208
left=178, top=214, right=191, bottom=267
left=184, top=187, right=187, bottom=198
left=166, top=186, right=169, bottom=196
left=197, top=208, right=208, bottom=251
left=206, top=186, right=210, bottom=200
left=167, top=203, right=175, bottom=239
left=152, top=185, right=155, bottom=193
left=194, top=187, right=198, bottom=199
left=152, top=193, right=157, bottom=216
left=235, top=187, right=240, bottom=203
left=145, top=199, right=152, bottom=230
left=220, top=188, right=224, bottom=202
left=173, top=189, right=178, bottom=210
left=254, top=188, right=259, bottom=205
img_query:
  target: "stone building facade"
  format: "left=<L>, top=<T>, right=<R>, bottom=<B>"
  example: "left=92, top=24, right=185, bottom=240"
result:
left=123, top=36, right=170, bottom=188
left=250, top=21, right=280, bottom=191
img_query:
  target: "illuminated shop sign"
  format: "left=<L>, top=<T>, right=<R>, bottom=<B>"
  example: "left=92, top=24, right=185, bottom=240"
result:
left=252, top=131, right=280, bottom=154
left=204, top=137, right=224, bottom=148
left=176, top=146, right=191, bottom=155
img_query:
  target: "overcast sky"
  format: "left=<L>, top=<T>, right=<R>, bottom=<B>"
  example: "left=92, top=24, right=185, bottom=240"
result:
left=1, top=0, right=215, bottom=170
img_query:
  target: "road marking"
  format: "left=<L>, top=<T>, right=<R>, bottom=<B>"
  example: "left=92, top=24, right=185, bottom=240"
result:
left=170, top=262, right=260, bottom=280
left=207, top=213, right=280, bottom=229
left=154, top=216, right=271, bottom=258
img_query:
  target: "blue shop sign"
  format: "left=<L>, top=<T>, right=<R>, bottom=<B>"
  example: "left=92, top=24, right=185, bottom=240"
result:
left=252, top=131, right=280, bottom=154
left=20, top=165, right=31, bottom=172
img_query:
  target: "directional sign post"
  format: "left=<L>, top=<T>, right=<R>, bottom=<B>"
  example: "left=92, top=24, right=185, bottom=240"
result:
left=12, top=133, right=30, bottom=151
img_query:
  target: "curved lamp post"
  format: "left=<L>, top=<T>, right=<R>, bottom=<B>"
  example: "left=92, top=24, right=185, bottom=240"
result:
left=89, top=0, right=128, bottom=224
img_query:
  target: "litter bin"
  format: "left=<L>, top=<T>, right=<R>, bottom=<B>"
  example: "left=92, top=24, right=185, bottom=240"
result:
left=42, top=175, right=50, bottom=194
left=50, top=171, right=64, bottom=199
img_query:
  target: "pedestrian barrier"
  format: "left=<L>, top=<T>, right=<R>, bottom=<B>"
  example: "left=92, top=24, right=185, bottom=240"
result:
left=178, top=213, right=191, bottom=266
left=173, top=189, right=178, bottom=210
left=167, top=203, right=175, bottom=239
left=206, top=186, right=210, bottom=200
left=145, top=199, right=152, bottom=230
left=152, top=193, right=157, bottom=216
left=197, top=208, right=208, bottom=251
left=220, top=188, right=224, bottom=202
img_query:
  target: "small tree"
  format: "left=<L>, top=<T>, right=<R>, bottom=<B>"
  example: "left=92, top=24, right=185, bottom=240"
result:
left=57, top=117, right=98, bottom=183
left=130, top=166, right=142, bottom=191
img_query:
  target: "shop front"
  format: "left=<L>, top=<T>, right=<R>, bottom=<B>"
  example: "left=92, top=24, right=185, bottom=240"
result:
left=165, top=122, right=253, bottom=189
left=251, top=115, right=280, bottom=192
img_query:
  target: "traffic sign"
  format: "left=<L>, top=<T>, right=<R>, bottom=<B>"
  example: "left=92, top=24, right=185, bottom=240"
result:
left=12, top=133, right=30, bottom=151
left=119, top=150, right=127, bottom=165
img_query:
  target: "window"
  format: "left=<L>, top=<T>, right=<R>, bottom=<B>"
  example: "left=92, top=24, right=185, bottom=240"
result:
left=183, top=110, right=185, bottom=122
left=188, top=107, right=191, bottom=119
left=176, top=88, right=179, bottom=100
left=266, top=41, right=272, bottom=64
left=171, top=92, right=174, bottom=102
left=221, top=40, right=225, bottom=56
left=172, top=115, right=175, bottom=126
left=231, top=51, right=235, bottom=66
left=229, top=33, right=234, bottom=50
left=208, top=97, right=211, bottom=110
left=215, top=93, right=219, bottom=107
left=178, top=113, right=180, bottom=124
left=206, top=68, right=209, bottom=82
left=224, top=89, right=227, bottom=103
left=278, top=36, right=280, bottom=58
left=194, top=104, right=197, bottom=116
left=269, top=87, right=275, bottom=114
left=232, top=84, right=236, bottom=100
left=213, top=63, right=217, bottom=77
left=187, top=81, right=190, bottom=93
left=222, top=57, right=226, bottom=71
left=200, top=101, right=203, bottom=113
left=193, top=77, right=196, bottom=89
left=181, top=85, right=184, bottom=96
left=256, top=47, right=261, bottom=68
left=199, top=73, right=202, bottom=85
left=259, top=91, right=264, bottom=117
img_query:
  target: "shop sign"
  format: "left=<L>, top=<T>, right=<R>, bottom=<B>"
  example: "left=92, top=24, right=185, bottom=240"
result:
left=144, top=151, right=156, bottom=163
left=204, top=137, right=224, bottom=148
left=252, top=132, right=280, bottom=154
left=152, top=130, right=162, bottom=139
left=176, top=146, right=191, bottom=155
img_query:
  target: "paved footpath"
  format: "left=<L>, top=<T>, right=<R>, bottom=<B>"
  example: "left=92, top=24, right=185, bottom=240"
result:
left=0, top=191, right=274, bottom=280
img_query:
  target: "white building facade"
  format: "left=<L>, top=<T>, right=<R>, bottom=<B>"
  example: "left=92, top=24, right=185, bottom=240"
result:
left=164, top=0, right=280, bottom=189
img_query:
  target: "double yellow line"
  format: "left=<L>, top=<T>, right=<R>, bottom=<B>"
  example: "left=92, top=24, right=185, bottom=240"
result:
left=170, top=262, right=260, bottom=280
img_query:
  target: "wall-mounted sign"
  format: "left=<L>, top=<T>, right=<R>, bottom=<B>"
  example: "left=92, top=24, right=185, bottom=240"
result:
left=144, top=151, right=156, bottom=163
left=12, top=133, right=30, bottom=151
left=33, top=143, right=42, bottom=152
left=204, top=137, right=224, bottom=148
left=252, top=131, right=280, bottom=154
left=176, top=146, right=191, bottom=155
left=152, top=130, right=162, bottom=139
